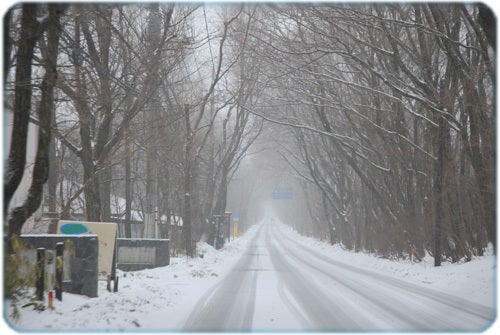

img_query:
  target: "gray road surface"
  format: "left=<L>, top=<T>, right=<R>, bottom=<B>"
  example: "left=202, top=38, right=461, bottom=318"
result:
left=183, top=222, right=495, bottom=331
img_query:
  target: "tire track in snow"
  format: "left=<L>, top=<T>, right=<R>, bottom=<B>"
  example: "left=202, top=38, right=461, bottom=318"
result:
left=273, top=224, right=495, bottom=331
left=269, top=226, right=432, bottom=330
left=182, top=225, right=263, bottom=330
left=265, top=225, right=362, bottom=329
left=280, top=228, right=495, bottom=323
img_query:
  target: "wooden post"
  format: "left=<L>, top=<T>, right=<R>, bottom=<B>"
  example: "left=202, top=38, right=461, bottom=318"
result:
left=48, top=290, right=54, bottom=309
left=55, top=242, right=64, bottom=301
left=113, top=276, right=119, bottom=292
left=35, top=248, right=45, bottom=301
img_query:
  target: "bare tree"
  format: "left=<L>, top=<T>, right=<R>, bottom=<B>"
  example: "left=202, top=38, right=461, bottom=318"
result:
left=4, top=4, right=66, bottom=250
left=242, top=3, right=494, bottom=262
left=4, top=4, right=48, bottom=216
left=54, top=4, right=185, bottom=223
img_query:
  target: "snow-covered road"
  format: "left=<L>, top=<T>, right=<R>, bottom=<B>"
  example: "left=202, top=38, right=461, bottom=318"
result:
left=182, top=221, right=495, bottom=331
left=5, top=217, right=496, bottom=332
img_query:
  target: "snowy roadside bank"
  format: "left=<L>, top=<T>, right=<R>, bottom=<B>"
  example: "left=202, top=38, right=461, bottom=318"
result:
left=277, top=220, right=496, bottom=309
left=4, top=223, right=263, bottom=332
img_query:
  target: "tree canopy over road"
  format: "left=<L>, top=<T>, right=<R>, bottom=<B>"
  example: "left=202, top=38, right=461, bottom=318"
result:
left=4, top=3, right=495, bottom=264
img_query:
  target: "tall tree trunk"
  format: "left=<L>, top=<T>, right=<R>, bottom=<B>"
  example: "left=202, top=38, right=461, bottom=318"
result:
left=214, top=165, right=229, bottom=216
left=322, top=192, right=335, bottom=245
left=99, top=166, right=112, bottom=222
left=477, top=4, right=495, bottom=50
left=79, top=86, right=101, bottom=223
left=7, top=5, right=65, bottom=248
left=93, top=7, right=113, bottom=223
left=3, top=9, right=12, bottom=84
left=47, top=135, right=59, bottom=233
left=71, top=17, right=102, bottom=222
left=4, top=4, right=42, bottom=215
left=124, top=138, right=132, bottom=238
left=465, top=100, right=495, bottom=254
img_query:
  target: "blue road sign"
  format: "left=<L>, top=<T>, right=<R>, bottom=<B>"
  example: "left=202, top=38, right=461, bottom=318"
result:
left=273, top=188, right=293, bottom=200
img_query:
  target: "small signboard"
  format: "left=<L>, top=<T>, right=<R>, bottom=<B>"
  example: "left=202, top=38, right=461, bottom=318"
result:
left=233, top=212, right=239, bottom=221
left=57, top=220, right=117, bottom=278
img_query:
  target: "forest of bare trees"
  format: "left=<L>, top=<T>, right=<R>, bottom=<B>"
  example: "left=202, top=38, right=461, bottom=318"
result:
left=4, top=3, right=495, bottom=264
left=244, top=3, right=495, bottom=264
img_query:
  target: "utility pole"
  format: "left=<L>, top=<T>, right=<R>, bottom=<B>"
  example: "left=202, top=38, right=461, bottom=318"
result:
left=434, top=80, right=446, bottom=267
left=184, top=105, right=193, bottom=256
left=144, top=3, right=161, bottom=238
left=225, top=211, right=232, bottom=242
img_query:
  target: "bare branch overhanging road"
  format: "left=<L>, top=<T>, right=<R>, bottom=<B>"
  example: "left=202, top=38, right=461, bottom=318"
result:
left=183, top=221, right=495, bottom=332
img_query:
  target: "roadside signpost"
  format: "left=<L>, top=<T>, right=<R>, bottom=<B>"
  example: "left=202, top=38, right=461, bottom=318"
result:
left=233, top=212, right=239, bottom=238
